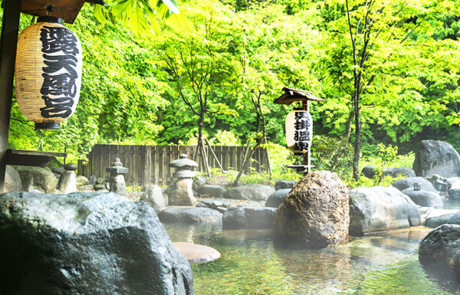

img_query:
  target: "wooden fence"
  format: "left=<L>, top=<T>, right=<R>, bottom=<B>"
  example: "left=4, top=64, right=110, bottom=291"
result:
left=77, top=144, right=269, bottom=187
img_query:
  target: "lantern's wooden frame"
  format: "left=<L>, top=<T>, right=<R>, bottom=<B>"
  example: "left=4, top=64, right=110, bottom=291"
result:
left=0, top=0, right=104, bottom=193
left=274, top=87, right=324, bottom=175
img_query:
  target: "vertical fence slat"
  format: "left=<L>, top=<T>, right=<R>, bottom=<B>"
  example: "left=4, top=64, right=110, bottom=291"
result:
left=222, top=146, right=229, bottom=171
left=93, top=145, right=102, bottom=179
left=101, top=145, right=110, bottom=180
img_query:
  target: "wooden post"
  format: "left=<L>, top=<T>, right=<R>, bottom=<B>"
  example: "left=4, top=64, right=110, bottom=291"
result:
left=303, top=100, right=311, bottom=174
left=0, top=0, right=22, bottom=193
left=204, top=138, right=225, bottom=173
left=201, top=139, right=211, bottom=177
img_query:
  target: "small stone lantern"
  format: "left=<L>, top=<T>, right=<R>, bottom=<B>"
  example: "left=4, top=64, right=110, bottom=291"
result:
left=106, top=158, right=129, bottom=195
left=168, top=154, right=198, bottom=206
left=58, top=163, right=77, bottom=193
left=414, top=183, right=421, bottom=191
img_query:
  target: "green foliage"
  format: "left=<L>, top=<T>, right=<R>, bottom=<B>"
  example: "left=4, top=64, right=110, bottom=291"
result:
left=5, top=0, right=460, bottom=180
left=311, top=135, right=353, bottom=178
left=211, top=130, right=241, bottom=146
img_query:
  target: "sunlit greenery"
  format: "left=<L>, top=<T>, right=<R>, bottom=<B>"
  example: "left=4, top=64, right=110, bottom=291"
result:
left=5, top=0, right=460, bottom=179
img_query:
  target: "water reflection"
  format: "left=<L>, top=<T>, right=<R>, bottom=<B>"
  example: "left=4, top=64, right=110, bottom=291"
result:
left=163, top=223, right=455, bottom=294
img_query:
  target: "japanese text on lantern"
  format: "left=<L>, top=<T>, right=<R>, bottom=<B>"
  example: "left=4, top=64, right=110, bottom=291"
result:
left=294, top=111, right=310, bottom=152
left=40, top=26, right=79, bottom=119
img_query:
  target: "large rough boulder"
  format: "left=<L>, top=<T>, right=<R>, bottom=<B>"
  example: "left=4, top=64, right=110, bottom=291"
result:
left=0, top=191, right=193, bottom=294
left=140, top=185, right=165, bottom=213
left=349, top=186, right=421, bottom=236
left=223, top=206, right=276, bottom=230
left=14, top=166, right=58, bottom=193
left=392, top=177, right=437, bottom=193
left=419, top=224, right=460, bottom=283
left=265, top=189, right=291, bottom=208
left=4, top=165, right=21, bottom=192
left=413, top=140, right=460, bottom=178
left=401, top=188, right=443, bottom=209
left=158, top=207, right=222, bottom=224
left=272, top=171, right=349, bottom=249
left=223, top=184, right=275, bottom=201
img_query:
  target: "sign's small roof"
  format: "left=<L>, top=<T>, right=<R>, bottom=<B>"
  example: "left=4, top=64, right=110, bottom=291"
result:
left=273, top=87, right=324, bottom=105
left=19, top=0, right=105, bottom=24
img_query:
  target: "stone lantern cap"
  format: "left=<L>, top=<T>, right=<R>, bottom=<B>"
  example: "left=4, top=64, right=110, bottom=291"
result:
left=106, top=158, right=129, bottom=174
left=169, top=154, right=198, bottom=168
left=169, top=154, right=197, bottom=178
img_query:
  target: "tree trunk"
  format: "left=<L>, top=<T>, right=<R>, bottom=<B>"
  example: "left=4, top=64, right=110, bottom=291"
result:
left=352, top=91, right=361, bottom=181
left=256, top=113, right=261, bottom=173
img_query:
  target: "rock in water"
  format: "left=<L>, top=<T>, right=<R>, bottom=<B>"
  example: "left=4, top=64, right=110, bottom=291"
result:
left=349, top=186, right=421, bottom=236
left=0, top=191, right=194, bottom=294
left=272, top=171, right=349, bottom=249
left=392, top=177, right=437, bottom=193
left=413, top=140, right=460, bottom=178
left=419, top=224, right=460, bottom=283
left=223, top=206, right=277, bottom=230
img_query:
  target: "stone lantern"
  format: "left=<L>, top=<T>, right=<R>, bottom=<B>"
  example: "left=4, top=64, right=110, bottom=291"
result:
left=106, top=158, right=128, bottom=195
left=168, top=154, right=198, bottom=206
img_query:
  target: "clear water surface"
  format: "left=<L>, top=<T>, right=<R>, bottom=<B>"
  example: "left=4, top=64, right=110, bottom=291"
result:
left=164, top=209, right=460, bottom=294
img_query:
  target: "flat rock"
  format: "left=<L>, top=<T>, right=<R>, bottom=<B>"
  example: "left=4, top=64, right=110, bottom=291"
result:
left=223, top=206, right=276, bottom=230
left=425, top=209, right=460, bottom=228
left=362, top=166, right=416, bottom=179
left=413, top=140, right=460, bottom=178
left=265, top=189, right=290, bottom=208
left=392, top=177, right=437, bottom=193
left=272, top=171, right=349, bottom=248
left=401, top=188, right=443, bottom=208
left=349, top=186, right=421, bottom=236
left=159, top=207, right=222, bottom=224
left=223, top=184, right=275, bottom=201
left=172, top=242, right=220, bottom=263
left=0, top=191, right=193, bottom=294
left=200, top=199, right=231, bottom=209
left=198, top=185, right=227, bottom=198
left=274, top=180, right=296, bottom=191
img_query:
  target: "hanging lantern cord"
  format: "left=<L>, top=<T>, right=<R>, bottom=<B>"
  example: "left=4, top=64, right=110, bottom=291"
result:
left=44, top=1, right=63, bottom=18
left=44, top=3, right=54, bottom=16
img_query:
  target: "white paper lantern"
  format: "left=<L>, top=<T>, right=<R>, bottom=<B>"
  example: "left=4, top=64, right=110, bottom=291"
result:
left=15, top=16, right=82, bottom=129
left=285, top=108, right=313, bottom=154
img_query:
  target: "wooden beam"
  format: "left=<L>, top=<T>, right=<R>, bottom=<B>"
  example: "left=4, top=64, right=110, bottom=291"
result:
left=0, top=0, right=22, bottom=194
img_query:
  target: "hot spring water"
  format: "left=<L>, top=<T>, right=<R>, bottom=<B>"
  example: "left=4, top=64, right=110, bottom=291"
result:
left=164, top=220, right=459, bottom=294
